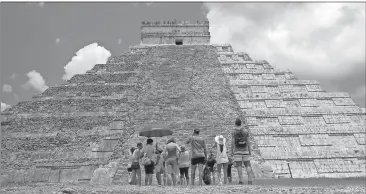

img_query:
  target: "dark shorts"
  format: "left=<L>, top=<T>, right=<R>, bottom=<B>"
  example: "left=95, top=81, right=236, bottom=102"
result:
left=144, top=162, right=155, bottom=174
left=127, top=167, right=132, bottom=172
left=131, top=162, right=140, bottom=170
left=179, top=167, right=189, bottom=179
left=191, top=157, right=205, bottom=165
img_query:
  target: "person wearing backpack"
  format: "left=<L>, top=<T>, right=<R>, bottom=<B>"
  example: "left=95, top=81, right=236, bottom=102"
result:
left=230, top=118, right=254, bottom=185
left=141, top=138, right=155, bottom=185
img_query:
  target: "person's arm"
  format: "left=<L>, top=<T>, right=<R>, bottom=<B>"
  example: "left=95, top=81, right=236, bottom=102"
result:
left=247, top=134, right=251, bottom=155
left=231, top=132, right=235, bottom=156
left=186, top=137, right=191, bottom=144
left=211, top=142, right=217, bottom=149
left=203, top=140, right=207, bottom=158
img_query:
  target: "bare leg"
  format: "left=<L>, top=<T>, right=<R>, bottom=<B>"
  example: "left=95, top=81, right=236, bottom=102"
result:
left=212, top=169, right=215, bottom=185
left=136, top=169, right=142, bottom=186
left=223, top=163, right=228, bottom=184
left=217, top=163, right=222, bottom=184
left=131, top=170, right=136, bottom=185
left=191, top=164, right=197, bottom=185
left=244, top=161, right=254, bottom=184
left=156, top=172, right=162, bottom=185
left=145, top=171, right=148, bottom=185
left=172, top=173, right=177, bottom=186
left=198, top=163, right=204, bottom=186
left=235, top=162, right=244, bottom=183
left=149, top=174, right=153, bottom=185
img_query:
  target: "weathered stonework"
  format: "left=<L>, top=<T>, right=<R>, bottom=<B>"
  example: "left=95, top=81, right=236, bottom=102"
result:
left=141, top=20, right=210, bottom=45
left=1, top=20, right=365, bottom=186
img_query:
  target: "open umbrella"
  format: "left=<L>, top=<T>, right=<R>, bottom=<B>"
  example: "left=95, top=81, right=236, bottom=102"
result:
left=139, top=123, right=173, bottom=149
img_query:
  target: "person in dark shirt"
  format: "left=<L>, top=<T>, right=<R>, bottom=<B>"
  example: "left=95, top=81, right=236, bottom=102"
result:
left=206, top=150, right=217, bottom=184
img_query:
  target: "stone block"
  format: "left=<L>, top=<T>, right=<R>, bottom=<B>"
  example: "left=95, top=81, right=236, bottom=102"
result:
left=251, top=161, right=275, bottom=179
left=60, top=169, right=79, bottom=183
left=24, top=169, right=35, bottom=183
left=78, top=165, right=97, bottom=180
left=48, top=169, right=60, bottom=183
left=90, top=167, right=113, bottom=185
left=33, top=168, right=51, bottom=182
left=0, top=174, right=9, bottom=187
left=14, top=170, right=25, bottom=183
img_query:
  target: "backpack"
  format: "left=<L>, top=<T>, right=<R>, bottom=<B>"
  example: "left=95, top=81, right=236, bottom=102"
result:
left=235, top=130, right=247, bottom=148
left=203, top=166, right=211, bottom=185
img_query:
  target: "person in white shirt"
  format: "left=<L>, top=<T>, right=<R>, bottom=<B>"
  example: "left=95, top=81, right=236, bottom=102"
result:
left=178, top=145, right=190, bottom=185
left=212, top=135, right=229, bottom=185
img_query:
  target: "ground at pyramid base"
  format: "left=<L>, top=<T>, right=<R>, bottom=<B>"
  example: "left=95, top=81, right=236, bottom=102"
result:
left=1, top=20, right=365, bottom=187
left=1, top=178, right=365, bottom=194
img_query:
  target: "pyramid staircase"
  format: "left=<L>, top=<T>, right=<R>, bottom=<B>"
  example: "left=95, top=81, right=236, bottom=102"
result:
left=1, top=43, right=365, bottom=186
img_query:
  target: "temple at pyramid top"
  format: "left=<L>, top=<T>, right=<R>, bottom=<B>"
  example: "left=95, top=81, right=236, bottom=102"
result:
left=140, top=20, right=210, bottom=45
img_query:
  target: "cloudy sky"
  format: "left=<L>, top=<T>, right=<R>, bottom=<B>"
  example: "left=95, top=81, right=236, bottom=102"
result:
left=1, top=2, right=365, bottom=112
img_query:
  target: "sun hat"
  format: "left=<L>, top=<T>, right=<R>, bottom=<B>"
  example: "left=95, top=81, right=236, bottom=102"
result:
left=214, top=135, right=226, bottom=145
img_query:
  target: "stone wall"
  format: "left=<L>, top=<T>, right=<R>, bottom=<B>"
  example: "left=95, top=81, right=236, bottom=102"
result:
left=141, top=20, right=210, bottom=45
left=214, top=44, right=366, bottom=178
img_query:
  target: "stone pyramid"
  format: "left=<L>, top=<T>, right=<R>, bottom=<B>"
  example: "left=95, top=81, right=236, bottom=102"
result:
left=1, top=20, right=365, bottom=185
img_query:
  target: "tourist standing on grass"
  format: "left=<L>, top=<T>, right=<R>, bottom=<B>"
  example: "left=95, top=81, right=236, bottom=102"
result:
left=141, top=138, right=155, bottom=185
left=231, top=118, right=254, bottom=185
left=186, top=129, right=207, bottom=186
left=178, top=145, right=190, bottom=185
left=163, top=138, right=180, bottom=186
left=212, top=135, right=229, bottom=185
left=154, top=148, right=164, bottom=186
left=130, top=143, right=143, bottom=185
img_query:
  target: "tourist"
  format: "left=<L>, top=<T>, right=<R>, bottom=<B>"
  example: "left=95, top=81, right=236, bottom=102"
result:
left=227, top=156, right=234, bottom=183
left=163, top=138, right=180, bottom=186
left=127, top=147, right=136, bottom=184
left=130, top=143, right=143, bottom=185
left=231, top=118, right=254, bottom=185
left=154, top=148, right=164, bottom=186
left=186, top=129, right=207, bottom=186
left=178, top=145, right=190, bottom=185
left=213, top=135, right=229, bottom=185
left=206, top=150, right=217, bottom=185
left=141, top=138, right=155, bottom=185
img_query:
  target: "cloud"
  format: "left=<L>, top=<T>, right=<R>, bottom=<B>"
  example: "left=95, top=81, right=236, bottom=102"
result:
left=62, top=43, right=111, bottom=81
left=38, top=2, right=44, bottom=7
left=55, top=38, right=60, bottom=44
left=10, top=73, right=17, bottom=80
left=13, top=93, right=20, bottom=102
left=1, top=102, right=11, bottom=112
left=146, top=3, right=153, bottom=6
left=22, top=70, right=49, bottom=92
left=204, top=3, right=365, bottom=107
left=118, top=38, right=122, bottom=45
left=2, top=84, right=12, bottom=93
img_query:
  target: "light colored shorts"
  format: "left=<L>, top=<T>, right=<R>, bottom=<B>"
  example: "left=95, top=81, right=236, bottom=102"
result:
left=233, top=154, right=250, bottom=162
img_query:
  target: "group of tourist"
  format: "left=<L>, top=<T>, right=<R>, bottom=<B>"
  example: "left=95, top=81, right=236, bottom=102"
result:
left=127, top=118, right=254, bottom=186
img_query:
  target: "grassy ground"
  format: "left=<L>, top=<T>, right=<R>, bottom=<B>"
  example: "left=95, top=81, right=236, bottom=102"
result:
left=1, top=178, right=365, bottom=194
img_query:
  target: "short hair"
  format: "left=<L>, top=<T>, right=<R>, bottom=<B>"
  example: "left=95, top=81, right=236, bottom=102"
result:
left=235, top=118, right=242, bottom=126
left=194, top=129, right=200, bottom=135
left=130, top=147, right=136, bottom=154
left=167, top=137, right=176, bottom=144
left=137, top=143, right=143, bottom=147
left=147, top=138, right=153, bottom=145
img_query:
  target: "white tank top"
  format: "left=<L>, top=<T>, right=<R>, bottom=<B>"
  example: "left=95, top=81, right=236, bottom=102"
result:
left=216, top=143, right=229, bottom=164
